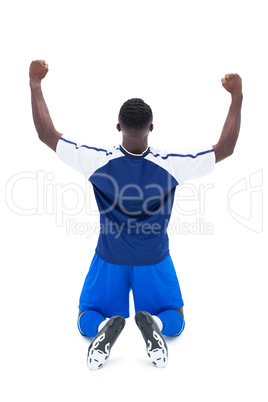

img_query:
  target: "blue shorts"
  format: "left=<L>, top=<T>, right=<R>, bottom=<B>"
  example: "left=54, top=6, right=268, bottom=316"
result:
left=79, top=253, right=184, bottom=318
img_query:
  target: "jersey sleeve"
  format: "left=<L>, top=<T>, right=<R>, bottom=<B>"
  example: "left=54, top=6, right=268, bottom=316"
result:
left=165, top=145, right=215, bottom=184
left=56, top=135, right=110, bottom=178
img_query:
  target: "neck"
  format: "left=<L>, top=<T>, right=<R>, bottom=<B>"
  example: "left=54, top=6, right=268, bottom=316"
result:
left=122, top=133, right=149, bottom=154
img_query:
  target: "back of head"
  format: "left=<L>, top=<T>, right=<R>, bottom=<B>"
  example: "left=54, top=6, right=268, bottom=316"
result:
left=119, top=98, right=153, bottom=131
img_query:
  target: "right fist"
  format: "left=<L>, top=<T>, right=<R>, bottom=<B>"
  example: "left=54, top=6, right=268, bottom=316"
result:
left=29, top=60, right=49, bottom=83
left=221, top=73, right=242, bottom=96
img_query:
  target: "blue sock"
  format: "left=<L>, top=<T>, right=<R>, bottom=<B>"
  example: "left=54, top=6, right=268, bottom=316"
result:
left=157, top=310, right=185, bottom=337
left=77, top=310, right=106, bottom=337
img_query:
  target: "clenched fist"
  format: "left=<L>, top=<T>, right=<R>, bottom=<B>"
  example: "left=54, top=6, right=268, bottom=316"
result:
left=221, top=73, right=242, bottom=96
left=29, top=60, right=49, bottom=86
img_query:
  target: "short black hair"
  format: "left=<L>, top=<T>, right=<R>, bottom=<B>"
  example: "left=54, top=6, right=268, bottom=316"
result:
left=118, top=98, right=153, bottom=130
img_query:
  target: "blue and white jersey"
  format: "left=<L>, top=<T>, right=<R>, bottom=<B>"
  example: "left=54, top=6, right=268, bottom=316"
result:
left=57, top=136, right=215, bottom=265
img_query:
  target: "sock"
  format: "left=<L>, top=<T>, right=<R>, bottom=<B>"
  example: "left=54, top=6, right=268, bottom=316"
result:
left=152, top=315, right=163, bottom=331
left=77, top=310, right=106, bottom=337
left=98, top=318, right=109, bottom=332
left=157, top=310, right=185, bottom=337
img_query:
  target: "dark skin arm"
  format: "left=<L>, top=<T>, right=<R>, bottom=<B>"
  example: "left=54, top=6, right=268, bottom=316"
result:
left=213, top=74, right=243, bottom=163
left=29, top=60, right=62, bottom=152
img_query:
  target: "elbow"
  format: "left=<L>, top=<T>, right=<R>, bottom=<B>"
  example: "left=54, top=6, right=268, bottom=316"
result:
left=213, top=144, right=235, bottom=163
left=37, top=129, right=62, bottom=152
left=38, top=132, right=45, bottom=143
left=34, top=123, right=47, bottom=144
left=38, top=131, right=49, bottom=147
left=226, top=147, right=234, bottom=158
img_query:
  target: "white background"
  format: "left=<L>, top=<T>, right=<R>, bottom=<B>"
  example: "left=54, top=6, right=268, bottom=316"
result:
left=1, top=0, right=267, bottom=400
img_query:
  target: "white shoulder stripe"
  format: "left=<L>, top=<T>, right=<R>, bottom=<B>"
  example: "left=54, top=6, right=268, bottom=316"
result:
left=57, top=136, right=123, bottom=177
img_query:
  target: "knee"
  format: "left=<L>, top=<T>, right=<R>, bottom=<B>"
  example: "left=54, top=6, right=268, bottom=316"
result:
left=158, top=309, right=185, bottom=337
left=172, top=315, right=185, bottom=337
left=77, top=311, right=86, bottom=336
left=77, top=309, right=105, bottom=337
left=176, top=307, right=184, bottom=319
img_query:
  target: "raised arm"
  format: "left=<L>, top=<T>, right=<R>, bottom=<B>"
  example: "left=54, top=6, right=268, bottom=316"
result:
left=29, top=60, right=62, bottom=152
left=213, top=73, right=243, bottom=163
